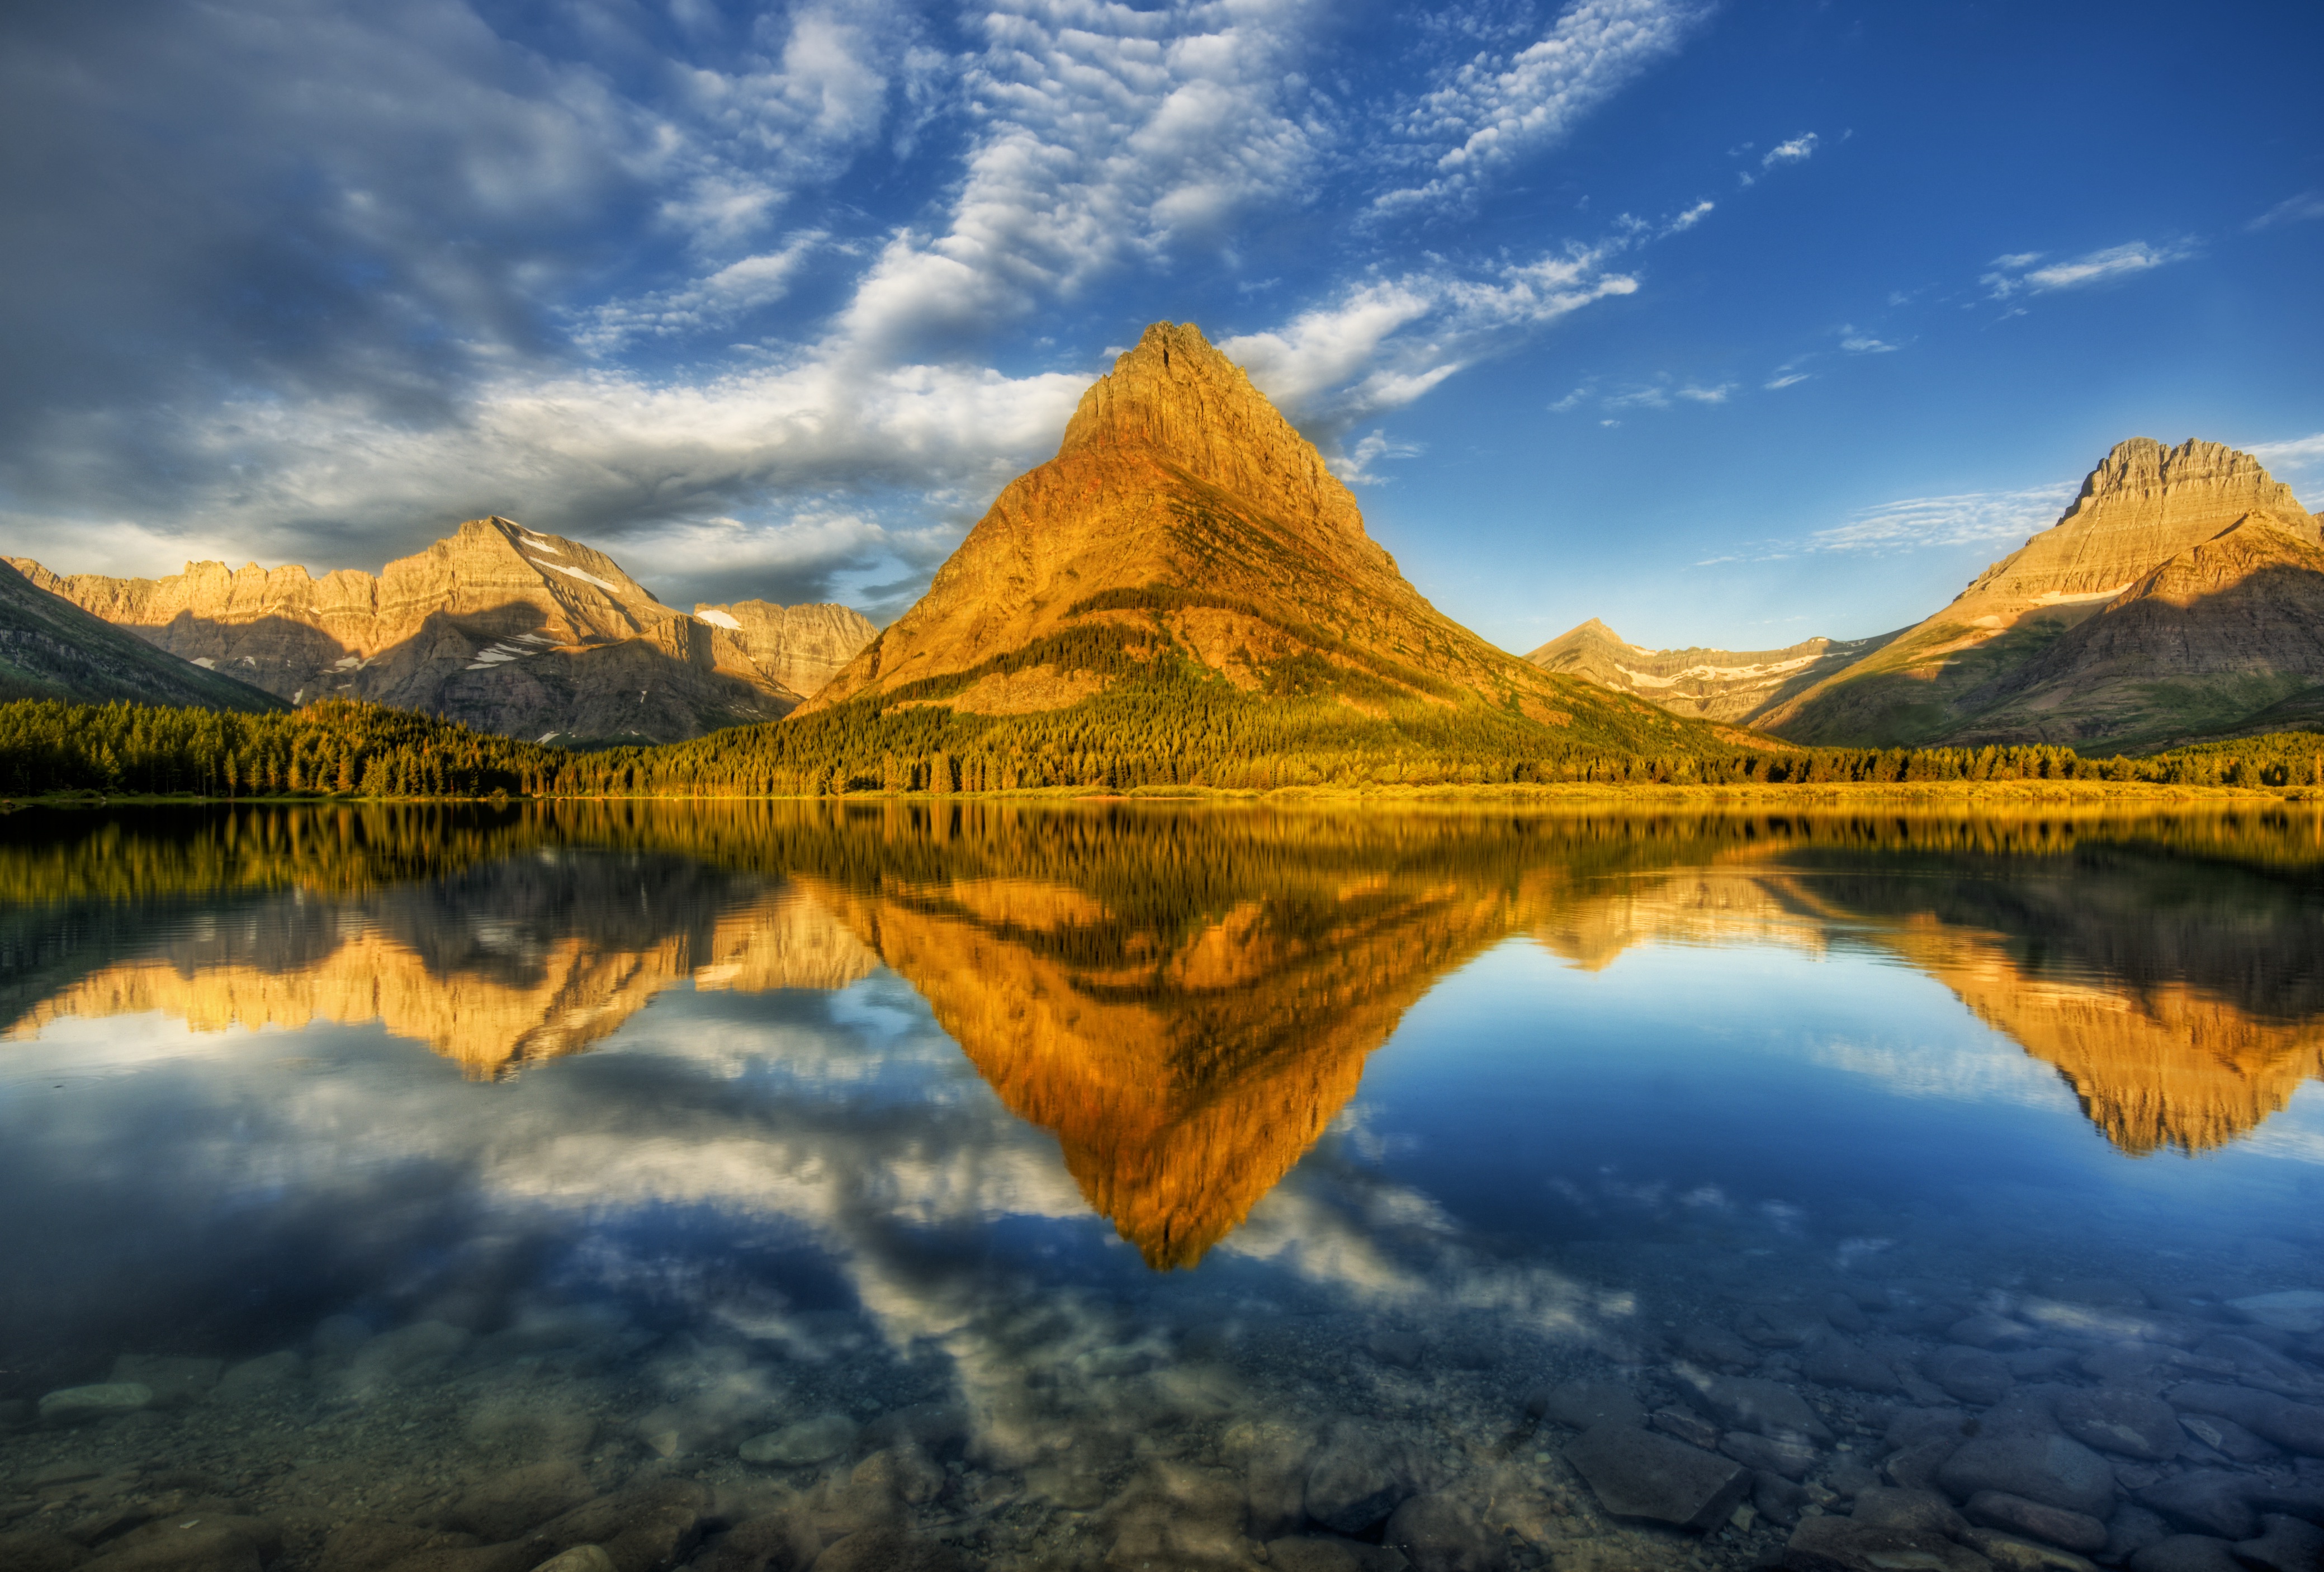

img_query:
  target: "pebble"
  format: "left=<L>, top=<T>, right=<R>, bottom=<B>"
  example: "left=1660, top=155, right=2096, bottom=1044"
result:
left=1525, top=1379, right=1645, bottom=1431
left=529, top=1550, right=618, bottom=1572
left=37, top=1384, right=154, bottom=1424
left=1803, top=1339, right=1905, bottom=1395
left=1678, top=1374, right=1835, bottom=1444
left=2231, top=1292, right=2324, bottom=1335
left=1961, top=1528, right=2097, bottom=1572
left=442, top=1460, right=593, bottom=1541
left=1719, top=1431, right=1819, bottom=1480
left=1923, top=1346, right=2013, bottom=1406
left=1850, top=1485, right=1967, bottom=1539
left=2169, top=1382, right=2324, bottom=1457
left=812, top=1525, right=962, bottom=1572
left=2053, top=1389, right=2183, bottom=1460
left=1303, top=1426, right=1418, bottom=1535
left=1561, top=1421, right=1750, bottom=1532
left=1949, top=1313, right=2037, bottom=1349
left=737, top=1413, right=859, bottom=1466
left=2179, top=1412, right=2280, bottom=1462
left=2236, top=1513, right=2324, bottom=1572
left=1679, top=1324, right=1759, bottom=1369
left=1935, top=1433, right=2117, bottom=1518
left=1963, top=1489, right=2109, bottom=1552
left=2140, top=1472, right=2259, bottom=1541
left=1780, top=1514, right=1989, bottom=1572
left=107, top=1357, right=221, bottom=1409
left=1649, top=1405, right=1720, bottom=1450
left=2128, top=1535, right=2245, bottom=1572
left=1381, top=1492, right=1497, bottom=1572
left=1364, top=1329, right=1423, bottom=1368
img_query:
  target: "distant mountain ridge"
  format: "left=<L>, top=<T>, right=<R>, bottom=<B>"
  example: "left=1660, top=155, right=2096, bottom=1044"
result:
left=12, top=520, right=875, bottom=747
left=1526, top=618, right=1903, bottom=724
left=0, top=559, right=285, bottom=713
left=1540, top=437, right=2324, bottom=752
left=1757, top=438, right=2324, bottom=748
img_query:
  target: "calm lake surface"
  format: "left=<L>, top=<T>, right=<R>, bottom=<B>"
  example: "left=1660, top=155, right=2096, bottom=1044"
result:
left=3, top=800, right=2322, bottom=1572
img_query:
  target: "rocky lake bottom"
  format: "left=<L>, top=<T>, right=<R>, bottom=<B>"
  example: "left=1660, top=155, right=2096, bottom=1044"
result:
left=2, top=801, right=2321, bottom=1572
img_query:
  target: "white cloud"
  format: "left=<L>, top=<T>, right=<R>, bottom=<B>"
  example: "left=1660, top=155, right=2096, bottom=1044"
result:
left=2249, top=432, right=2324, bottom=474
left=1674, top=382, right=1732, bottom=403
left=1374, top=0, right=1706, bottom=210
left=2248, top=190, right=2324, bottom=231
left=1808, top=482, right=2077, bottom=554
left=1982, top=239, right=2198, bottom=299
left=1223, top=235, right=1644, bottom=441
left=1840, top=333, right=1898, bottom=353
left=1331, top=429, right=1423, bottom=484
left=1760, top=132, right=1817, bottom=168
left=1763, top=372, right=1810, bottom=390
left=1664, top=199, right=1715, bottom=232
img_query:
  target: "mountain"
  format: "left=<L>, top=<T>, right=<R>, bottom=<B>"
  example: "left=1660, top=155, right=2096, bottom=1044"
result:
left=1758, top=438, right=2324, bottom=748
left=0, top=558, right=284, bottom=712
left=1526, top=617, right=1902, bottom=724
left=10, top=518, right=870, bottom=746
left=692, top=599, right=877, bottom=700
left=792, top=322, right=1723, bottom=761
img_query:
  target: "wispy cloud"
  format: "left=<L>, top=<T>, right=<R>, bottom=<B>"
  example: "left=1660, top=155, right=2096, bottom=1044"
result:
left=1374, top=0, right=1707, bottom=211
left=1332, top=429, right=1423, bottom=484
left=2248, top=191, right=2324, bottom=232
left=1839, top=331, right=1899, bottom=353
left=1763, top=372, right=1810, bottom=390
left=2249, top=432, right=2324, bottom=474
left=1761, top=133, right=1818, bottom=168
left=1982, top=239, right=2198, bottom=298
left=1809, top=483, right=2076, bottom=553
left=1551, top=372, right=1734, bottom=415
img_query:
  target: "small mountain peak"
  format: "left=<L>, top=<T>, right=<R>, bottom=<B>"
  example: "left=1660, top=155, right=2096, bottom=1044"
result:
left=2070, top=436, right=2301, bottom=517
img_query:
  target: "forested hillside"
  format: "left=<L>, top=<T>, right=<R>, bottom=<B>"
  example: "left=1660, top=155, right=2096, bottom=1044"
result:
left=6, top=695, right=2322, bottom=800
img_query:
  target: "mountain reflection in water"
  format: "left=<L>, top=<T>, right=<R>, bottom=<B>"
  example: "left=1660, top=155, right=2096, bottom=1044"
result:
left=6, top=800, right=2322, bottom=1266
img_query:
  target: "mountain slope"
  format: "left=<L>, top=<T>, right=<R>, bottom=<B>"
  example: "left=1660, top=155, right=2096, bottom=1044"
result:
left=692, top=599, right=876, bottom=700
left=1526, top=618, right=1904, bottom=723
left=0, top=559, right=285, bottom=712
left=1759, top=438, right=2323, bottom=747
left=12, top=518, right=815, bottom=745
left=792, top=321, right=1727, bottom=766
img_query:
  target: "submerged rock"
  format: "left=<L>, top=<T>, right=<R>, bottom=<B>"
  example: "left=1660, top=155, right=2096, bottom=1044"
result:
left=2055, top=1389, right=2182, bottom=1461
left=738, top=1414, right=859, bottom=1467
left=38, top=1384, right=153, bottom=1424
left=1681, top=1375, right=1834, bottom=1444
left=1780, top=1514, right=1992, bottom=1572
left=2128, top=1536, right=2244, bottom=1572
left=1563, top=1421, right=1750, bottom=1532
left=1962, top=1489, right=2108, bottom=1552
left=1935, top=1433, right=2115, bottom=1517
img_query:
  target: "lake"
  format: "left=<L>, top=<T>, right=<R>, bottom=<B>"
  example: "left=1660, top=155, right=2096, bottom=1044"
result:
left=3, top=800, right=2322, bottom=1572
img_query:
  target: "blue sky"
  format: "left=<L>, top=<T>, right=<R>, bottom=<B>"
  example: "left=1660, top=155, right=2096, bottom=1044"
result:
left=2, top=0, right=2319, bottom=649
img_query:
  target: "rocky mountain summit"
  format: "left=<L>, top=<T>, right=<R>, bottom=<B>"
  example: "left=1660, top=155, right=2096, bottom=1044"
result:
left=801, top=321, right=1703, bottom=753
left=1526, top=619, right=1901, bottom=724
left=12, top=520, right=875, bottom=746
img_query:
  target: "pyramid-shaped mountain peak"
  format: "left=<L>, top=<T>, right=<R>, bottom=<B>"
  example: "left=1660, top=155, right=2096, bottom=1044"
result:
left=1054, top=322, right=1366, bottom=543
left=798, top=319, right=1696, bottom=754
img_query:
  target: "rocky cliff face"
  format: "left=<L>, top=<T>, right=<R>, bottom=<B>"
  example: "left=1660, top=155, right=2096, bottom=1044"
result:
left=0, top=559, right=285, bottom=712
left=693, top=599, right=876, bottom=700
left=1758, top=438, right=2324, bottom=748
left=9, top=518, right=837, bottom=744
left=1526, top=618, right=1901, bottom=724
left=798, top=322, right=1683, bottom=743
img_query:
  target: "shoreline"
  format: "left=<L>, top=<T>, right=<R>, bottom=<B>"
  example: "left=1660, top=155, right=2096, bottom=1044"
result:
left=4, top=779, right=2314, bottom=810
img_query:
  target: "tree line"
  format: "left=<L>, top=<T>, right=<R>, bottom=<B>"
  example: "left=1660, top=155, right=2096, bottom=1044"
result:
left=3, top=693, right=2322, bottom=801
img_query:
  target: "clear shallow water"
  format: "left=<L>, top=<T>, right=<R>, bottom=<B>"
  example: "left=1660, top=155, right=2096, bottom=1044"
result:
left=2, top=801, right=2322, bottom=1572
